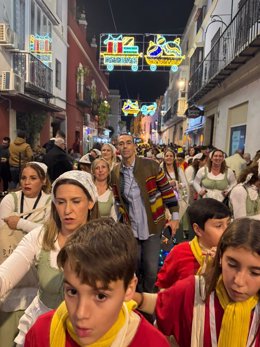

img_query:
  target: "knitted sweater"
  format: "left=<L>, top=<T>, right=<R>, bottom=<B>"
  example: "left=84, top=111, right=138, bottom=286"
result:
left=111, top=156, right=178, bottom=235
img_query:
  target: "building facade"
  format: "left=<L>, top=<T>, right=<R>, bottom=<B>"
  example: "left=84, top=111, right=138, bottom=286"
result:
left=0, top=0, right=68, bottom=147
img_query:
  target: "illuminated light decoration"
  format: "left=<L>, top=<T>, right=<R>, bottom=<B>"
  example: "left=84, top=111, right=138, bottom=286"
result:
left=140, top=102, right=157, bottom=116
left=30, top=34, right=52, bottom=67
left=122, top=99, right=140, bottom=116
left=144, top=34, right=185, bottom=72
left=100, top=34, right=142, bottom=72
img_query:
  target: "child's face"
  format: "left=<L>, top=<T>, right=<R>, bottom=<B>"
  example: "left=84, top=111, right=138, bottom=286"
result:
left=222, top=246, right=260, bottom=302
left=63, top=261, right=136, bottom=345
left=194, top=217, right=230, bottom=249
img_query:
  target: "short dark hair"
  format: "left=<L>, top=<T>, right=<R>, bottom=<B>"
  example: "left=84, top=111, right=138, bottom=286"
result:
left=57, top=218, right=138, bottom=290
left=17, top=130, right=27, bottom=139
left=187, top=198, right=231, bottom=230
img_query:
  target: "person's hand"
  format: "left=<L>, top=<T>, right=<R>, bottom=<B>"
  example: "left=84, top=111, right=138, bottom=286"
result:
left=202, top=247, right=217, bottom=259
left=4, top=216, right=20, bottom=230
left=166, top=220, right=179, bottom=236
left=199, top=189, right=207, bottom=197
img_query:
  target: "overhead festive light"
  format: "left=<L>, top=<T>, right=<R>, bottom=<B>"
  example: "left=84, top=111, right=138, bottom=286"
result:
left=99, top=33, right=185, bottom=72
left=144, top=34, right=185, bottom=72
left=140, top=102, right=157, bottom=116
left=29, top=34, right=52, bottom=67
left=100, top=34, right=142, bottom=72
left=122, top=99, right=140, bottom=116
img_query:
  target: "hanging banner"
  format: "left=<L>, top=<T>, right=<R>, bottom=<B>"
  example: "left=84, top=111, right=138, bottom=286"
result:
left=99, top=33, right=184, bottom=72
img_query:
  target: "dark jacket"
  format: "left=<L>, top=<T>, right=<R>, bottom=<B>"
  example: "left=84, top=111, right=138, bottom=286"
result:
left=43, top=145, right=73, bottom=182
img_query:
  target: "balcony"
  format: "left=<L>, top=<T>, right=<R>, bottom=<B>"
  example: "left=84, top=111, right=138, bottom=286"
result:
left=188, top=0, right=260, bottom=103
left=76, top=86, right=92, bottom=107
left=12, top=52, right=53, bottom=98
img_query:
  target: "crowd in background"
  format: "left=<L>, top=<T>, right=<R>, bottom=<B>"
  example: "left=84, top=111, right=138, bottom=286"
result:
left=0, top=130, right=260, bottom=346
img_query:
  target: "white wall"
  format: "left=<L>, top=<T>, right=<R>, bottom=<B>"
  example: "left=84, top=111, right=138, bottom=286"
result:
left=216, top=79, right=260, bottom=156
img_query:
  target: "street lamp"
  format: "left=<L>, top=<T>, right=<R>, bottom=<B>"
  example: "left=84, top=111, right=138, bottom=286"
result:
left=177, top=78, right=186, bottom=91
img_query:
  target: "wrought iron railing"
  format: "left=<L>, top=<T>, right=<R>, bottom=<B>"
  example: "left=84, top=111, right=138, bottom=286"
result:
left=188, top=0, right=260, bottom=102
left=12, top=52, right=53, bottom=97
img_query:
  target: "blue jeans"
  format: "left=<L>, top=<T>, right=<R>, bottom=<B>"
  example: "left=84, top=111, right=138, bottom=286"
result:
left=136, top=233, right=161, bottom=293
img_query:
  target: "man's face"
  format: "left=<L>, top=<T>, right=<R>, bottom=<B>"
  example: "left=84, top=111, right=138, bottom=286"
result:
left=63, top=261, right=136, bottom=345
left=2, top=140, right=9, bottom=148
left=117, top=135, right=136, bottom=162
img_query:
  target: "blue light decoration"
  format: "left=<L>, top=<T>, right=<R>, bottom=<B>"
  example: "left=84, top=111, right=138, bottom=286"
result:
left=144, top=34, right=185, bottom=72
left=29, top=34, right=52, bottom=67
left=100, top=34, right=143, bottom=72
left=140, top=102, right=157, bottom=116
left=122, top=99, right=140, bottom=116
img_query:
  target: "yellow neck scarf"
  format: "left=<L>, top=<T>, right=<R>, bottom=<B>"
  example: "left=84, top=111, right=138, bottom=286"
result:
left=50, top=300, right=137, bottom=347
left=190, top=236, right=210, bottom=275
left=216, top=276, right=258, bottom=347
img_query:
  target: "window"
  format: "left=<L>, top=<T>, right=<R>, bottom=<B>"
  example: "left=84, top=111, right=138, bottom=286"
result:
left=56, top=0, right=62, bottom=20
left=55, top=59, right=61, bottom=89
left=37, top=7, right=41, bottom=33
left=42, top=14, right=47, bottom=35
left=31, top=1, right=35, bottom=35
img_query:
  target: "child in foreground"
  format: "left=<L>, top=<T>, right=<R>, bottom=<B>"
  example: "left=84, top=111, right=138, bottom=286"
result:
left=135, top=218, right=260, bottom=346
left=24, top=218, right=170, bottom=347
left=156, top=198, right=231, bottom=289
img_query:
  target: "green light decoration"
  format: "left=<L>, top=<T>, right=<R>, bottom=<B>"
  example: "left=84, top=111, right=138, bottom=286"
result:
left=122, top=100, right=140, bottom=116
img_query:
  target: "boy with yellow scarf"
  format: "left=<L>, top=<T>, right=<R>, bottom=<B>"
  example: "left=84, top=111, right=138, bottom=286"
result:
left=156, top=198, right=231, bottom=289
left=24, top=218, right=170, bottom=347
left=135, top=218, right=260, bottom=347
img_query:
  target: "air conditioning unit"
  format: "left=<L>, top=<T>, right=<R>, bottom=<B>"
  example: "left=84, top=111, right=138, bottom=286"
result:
left=0, top=23, right=17, bottom=48
left=0, top=71, right=24, bottom=93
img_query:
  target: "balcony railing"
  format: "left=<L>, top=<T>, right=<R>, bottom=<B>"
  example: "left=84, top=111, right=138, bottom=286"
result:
left=188, top=0, right=260, bottom=103
left=12, top=52, right=53, bottom=98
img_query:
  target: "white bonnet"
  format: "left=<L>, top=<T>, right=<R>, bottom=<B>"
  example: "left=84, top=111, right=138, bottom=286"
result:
left=29, top=162, right=48, bottom=174
left=52, top=170, right=98, bottom=203
left=79, top=153, right=92, bottom=164
left=192, top=153, right=203, bottom=161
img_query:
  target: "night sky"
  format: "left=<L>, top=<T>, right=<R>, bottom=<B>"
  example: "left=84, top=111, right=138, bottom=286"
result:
left=84, top=0, right=194, bottom=101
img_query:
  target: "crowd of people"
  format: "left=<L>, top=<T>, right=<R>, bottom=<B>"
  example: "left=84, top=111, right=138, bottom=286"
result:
left=0, top=130, right=260, bottom=346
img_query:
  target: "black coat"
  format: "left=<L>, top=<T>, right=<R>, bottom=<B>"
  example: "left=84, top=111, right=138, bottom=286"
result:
left=43, top=145, right=73, bottom=182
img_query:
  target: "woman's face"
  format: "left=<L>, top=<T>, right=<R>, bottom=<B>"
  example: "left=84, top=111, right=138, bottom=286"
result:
left=93, top=160, right=110, bottom=182
left=101, top=145, right=113, bottom=162
left=54, top=184, right=94, bottom=235
left=221, top=246, right=260, bottom=302
left=20, top=166, right=44, bottom=198
left=164, top=151, right=175, bottom=165
left=211, top=151, right=224, bottom=166
left=189, top=147, right=196, bottom=156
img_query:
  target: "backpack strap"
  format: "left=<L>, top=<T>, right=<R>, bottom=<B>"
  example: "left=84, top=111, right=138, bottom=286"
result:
left=10, top=192, right=18, bottom=213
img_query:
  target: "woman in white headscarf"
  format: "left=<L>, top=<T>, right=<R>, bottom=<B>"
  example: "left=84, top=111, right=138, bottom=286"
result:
left=0, top=171, right=99, bottom=346
left=0, top=162, right=51, bottom=347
